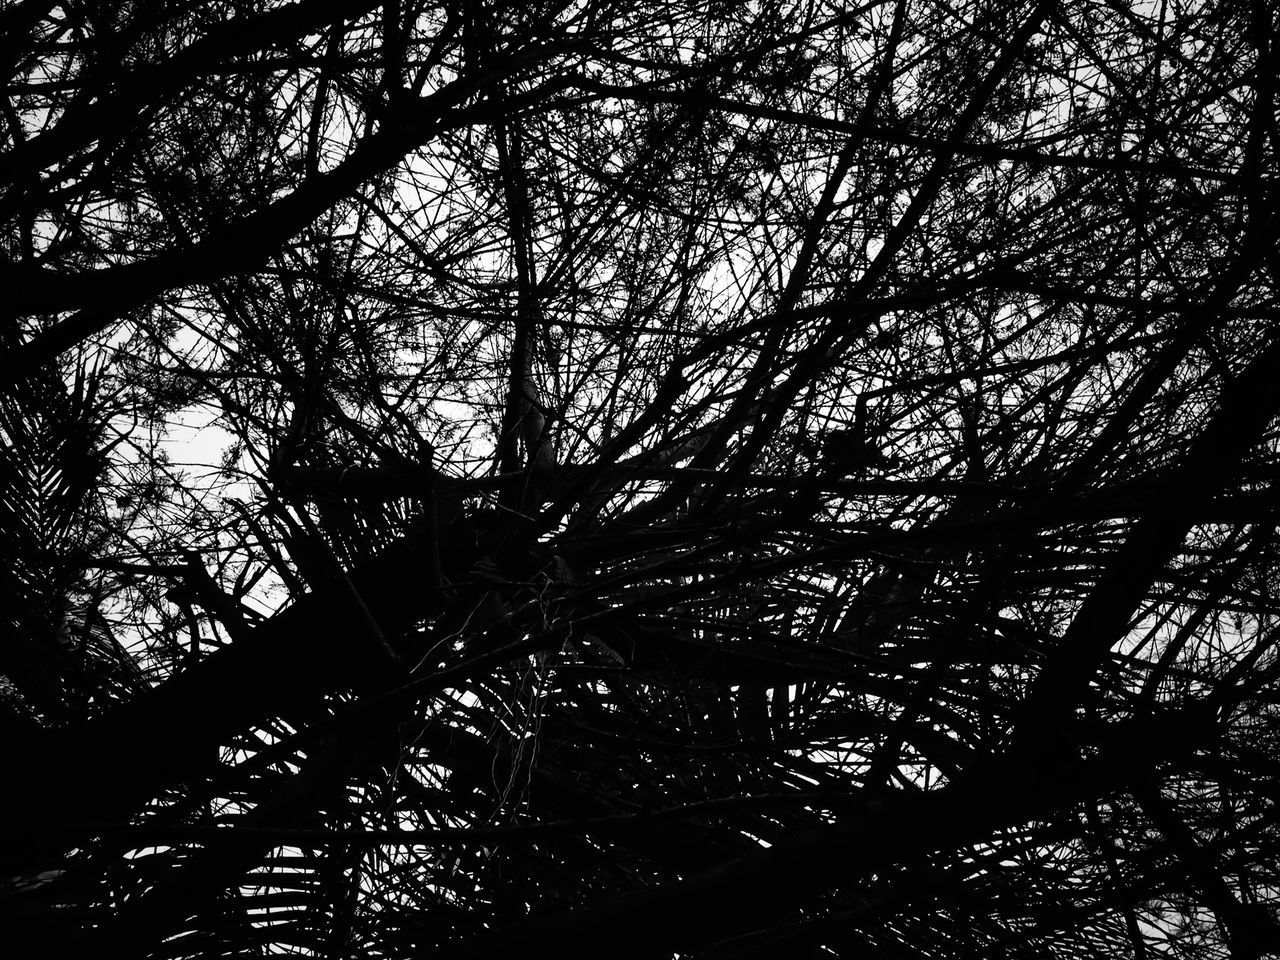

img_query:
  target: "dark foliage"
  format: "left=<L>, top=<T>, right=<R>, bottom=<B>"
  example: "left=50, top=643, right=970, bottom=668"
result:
left=2, top=0, right=1279, bottom=957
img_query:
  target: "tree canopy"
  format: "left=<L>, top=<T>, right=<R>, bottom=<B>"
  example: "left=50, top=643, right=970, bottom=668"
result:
left=2, top=0, right=1279, bottom=957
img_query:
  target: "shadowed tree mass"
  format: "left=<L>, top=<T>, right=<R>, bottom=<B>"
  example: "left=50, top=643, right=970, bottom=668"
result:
left=2, top=0, right=1280, bottom=957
